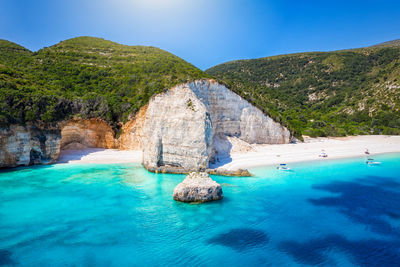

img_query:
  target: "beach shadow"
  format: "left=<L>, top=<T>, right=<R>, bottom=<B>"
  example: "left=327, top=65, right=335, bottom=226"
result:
left=279, top=234, right=400, bottom=266
left=308, top=175, right=400, bottom=237
left=207, top=228, right=269, bottom=251
left=57, top=148, right=107, bottom=163
left=209, top=155, right=233, bottom=169
left=209, top=134, right=233, bottom=169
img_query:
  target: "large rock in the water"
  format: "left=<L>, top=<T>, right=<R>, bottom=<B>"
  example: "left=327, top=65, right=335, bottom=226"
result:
left=142, top=79, right=290, bottom=173
left=173, top=172, right=223, bottom=203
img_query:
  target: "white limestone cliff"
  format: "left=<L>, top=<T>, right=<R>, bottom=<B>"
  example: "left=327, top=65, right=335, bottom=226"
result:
left=142, top=85, right=213, bottom=171
left=142, top=79, right=290, bottom=172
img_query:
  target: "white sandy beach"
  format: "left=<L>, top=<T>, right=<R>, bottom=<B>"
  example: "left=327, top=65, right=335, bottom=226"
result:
left=58, top=135, right=400, bottom=169
left=58, top=148, right=142, bottom=164
left=217, top=135, right=400, bottom=170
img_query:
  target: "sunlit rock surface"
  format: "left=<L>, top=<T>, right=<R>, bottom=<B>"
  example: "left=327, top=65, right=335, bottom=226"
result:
left=142, top=85, right=213, bottom=172
left=173, top=172, right=223, bottom=202
left=117, top=105, right=148, bottom=150
left=60, top=118, right=115, bottom=149
left=142, top=79, right=290, bottom=172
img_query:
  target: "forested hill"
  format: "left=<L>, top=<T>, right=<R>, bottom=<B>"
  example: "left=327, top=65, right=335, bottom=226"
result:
left=206, top=40, right=400, bottom=138
left=0, top=37, right=209, bottom=127
left=2, top=36, right=400, bottom=139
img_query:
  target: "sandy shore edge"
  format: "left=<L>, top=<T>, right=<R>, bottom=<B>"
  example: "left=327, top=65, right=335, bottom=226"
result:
left=57, top=135, right=400, bottom=169
left=215, top=135, right=400, bottom=170
left=58, top=148, right=142, bottom=164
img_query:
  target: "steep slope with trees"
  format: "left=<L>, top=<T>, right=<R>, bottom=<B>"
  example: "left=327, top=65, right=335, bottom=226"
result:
left=207, top=41, right=400, bottom=138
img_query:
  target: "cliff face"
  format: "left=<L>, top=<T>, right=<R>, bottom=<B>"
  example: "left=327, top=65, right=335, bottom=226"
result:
left=117, top=105, right=148, bottom=150
left=189, top=79, right=290, bottom=144
left=60, top=119, right=115, bottom=149
left=0, top=125, right=61, bottom=168
left=142, top=79, right=290, bottom=172
left=0, top=80, right=291, bottom=170
left=0, top=119, right=117, bottom=168
left=142, top=86, right=213, bottom=171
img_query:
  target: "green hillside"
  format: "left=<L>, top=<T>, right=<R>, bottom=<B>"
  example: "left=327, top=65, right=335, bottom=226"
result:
left=0, top=37, right=209, bottom=128
left=371, top=39, right=400, bottom=48
left=2, top=36, right=400, bottom=139
left=207, top=42, right=400, bottom=138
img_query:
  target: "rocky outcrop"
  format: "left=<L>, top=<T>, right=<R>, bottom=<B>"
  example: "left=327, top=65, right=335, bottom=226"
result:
left=173, top=172, right=223, bottom=202
left=60, top=118, right=115, bottom=149
left=142, top=86, right=213, bottom=171
left=142, top=79, right=290, bottom=173
left=117, top=105, right=148, bottom=150
left=1, top=118, right=117, bottom=168
left=0, top=124, right=61, bottom=168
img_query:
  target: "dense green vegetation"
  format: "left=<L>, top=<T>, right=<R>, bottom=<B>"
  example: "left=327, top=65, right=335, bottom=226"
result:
left=2, top=36, right=400, bottom=139
left=0, top=37, right=209, bottom=128
left=207, top=42, right=400, bottom=138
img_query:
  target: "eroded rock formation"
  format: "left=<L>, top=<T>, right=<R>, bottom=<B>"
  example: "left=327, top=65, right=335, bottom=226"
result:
left=142, top=79, right=290, bottom=172
left=1, top=79, right=291, bottom=170
left=60, top=118, right=115, bottom=149
left=142, top=86, right=213, bottom=171
left=0, top=125, right=61, bottom=168
left=173, top=172, right=223, bottom=202
left=117, top=105, right=148, bottom=150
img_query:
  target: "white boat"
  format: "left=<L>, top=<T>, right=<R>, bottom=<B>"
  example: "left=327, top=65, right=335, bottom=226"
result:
left=366, top=158, right=381, bottom=165
left=277, top=164, right=291, bottom=170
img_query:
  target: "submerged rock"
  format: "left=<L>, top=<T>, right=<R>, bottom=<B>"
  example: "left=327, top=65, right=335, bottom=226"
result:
left=173, top=172, right=223, bottom=203
left=207, top=168, right=253, bottom=177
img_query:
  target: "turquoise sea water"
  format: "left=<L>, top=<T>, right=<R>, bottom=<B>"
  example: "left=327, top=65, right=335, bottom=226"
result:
left=1, top=154, right=400, bottom=266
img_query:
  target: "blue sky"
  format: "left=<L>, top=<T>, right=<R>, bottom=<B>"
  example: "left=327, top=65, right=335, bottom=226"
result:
left=1, top=0, right=400, bottom=70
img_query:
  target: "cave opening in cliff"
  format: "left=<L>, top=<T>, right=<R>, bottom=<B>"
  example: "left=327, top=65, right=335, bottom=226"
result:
left=60, top=119, right=116, bottom=150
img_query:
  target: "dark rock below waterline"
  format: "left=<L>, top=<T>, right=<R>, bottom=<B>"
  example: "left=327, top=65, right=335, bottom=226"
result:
left=173, top=172, right=223, bottom=203
left=207, top=168, right=253, bottom=177
left=145, top=165, right=252, bottom=177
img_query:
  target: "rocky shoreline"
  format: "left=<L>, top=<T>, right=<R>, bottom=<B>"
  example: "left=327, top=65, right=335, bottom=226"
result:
left=144, top=165, right=253, bottom=177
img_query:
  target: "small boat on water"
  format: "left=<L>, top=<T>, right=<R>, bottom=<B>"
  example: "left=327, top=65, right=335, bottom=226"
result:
left=277, top=163, right=291, bottom=170
left=366, top=158, right=381, bottom=165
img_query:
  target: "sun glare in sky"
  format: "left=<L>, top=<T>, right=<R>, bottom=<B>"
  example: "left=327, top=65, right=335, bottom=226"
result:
left=1, top=0, right=400, bottom=69
left=133, top=0, right=186, bottom=10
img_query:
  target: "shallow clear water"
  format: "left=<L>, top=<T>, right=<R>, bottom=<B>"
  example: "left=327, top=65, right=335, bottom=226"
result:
left=1, top=154, right=400, bottom=266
